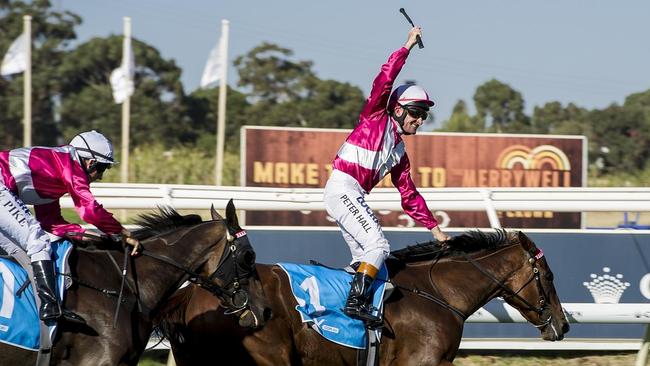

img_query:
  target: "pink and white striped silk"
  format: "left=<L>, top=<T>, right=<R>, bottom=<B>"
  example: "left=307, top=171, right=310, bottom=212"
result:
left=331, top=47, right=438, bottom=230
left=0, top=146, right=122, bottom=237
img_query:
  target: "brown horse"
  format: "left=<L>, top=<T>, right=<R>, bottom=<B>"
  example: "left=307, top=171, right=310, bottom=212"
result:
left=0, top=200, right=270, bottom=366
left=158, top=229, right=569, bottom=366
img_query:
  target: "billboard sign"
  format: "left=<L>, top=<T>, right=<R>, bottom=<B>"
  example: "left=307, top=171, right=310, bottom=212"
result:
left=242, top=126, right=586, bottom=228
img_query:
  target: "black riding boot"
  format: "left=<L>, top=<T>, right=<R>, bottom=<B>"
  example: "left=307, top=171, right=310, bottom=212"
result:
left=343, top=272, right=381, bottom=324
left=32, top=260, right=85, bottom=324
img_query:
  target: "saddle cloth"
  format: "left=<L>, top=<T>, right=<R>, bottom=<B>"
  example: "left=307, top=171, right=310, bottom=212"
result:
left=278, top=263, right=388, bottom=349
left=0, top=240, right=72, bottom=351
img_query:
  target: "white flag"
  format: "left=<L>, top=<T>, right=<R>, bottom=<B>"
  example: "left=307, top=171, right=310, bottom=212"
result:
left=1, top=33, right=28, bottom=76
left=110, top=35, right=135, bottom=104
left=200, top=32, right=226, bottom=89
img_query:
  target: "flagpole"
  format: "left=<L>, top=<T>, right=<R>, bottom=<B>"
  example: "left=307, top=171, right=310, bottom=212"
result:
left=121, top=17, right=131, bottom=185
left=23, top=15, right=31, bottom=147
left=215, top=19, right=229, bottom=186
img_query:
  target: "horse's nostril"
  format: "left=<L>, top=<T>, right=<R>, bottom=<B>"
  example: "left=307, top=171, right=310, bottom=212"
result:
left=263, top=307, right=273, bottom=321
left=562, top=322, right=570, bottom=334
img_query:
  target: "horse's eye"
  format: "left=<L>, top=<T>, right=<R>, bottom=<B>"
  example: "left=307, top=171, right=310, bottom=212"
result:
left=545, top=272, right=554, bottom=281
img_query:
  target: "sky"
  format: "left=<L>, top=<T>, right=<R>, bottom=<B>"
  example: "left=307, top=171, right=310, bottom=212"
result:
left=57, top=0, right=650, bottom=127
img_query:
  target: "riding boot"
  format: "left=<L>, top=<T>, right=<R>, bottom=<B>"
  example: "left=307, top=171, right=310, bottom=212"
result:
left=32, top=260, right=86, bottom=324
left=343, top=263, right=381, bottom=324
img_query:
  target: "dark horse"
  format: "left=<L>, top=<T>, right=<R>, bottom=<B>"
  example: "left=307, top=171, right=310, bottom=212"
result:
left=158, top=229, right=569, bottom=366
left=0, top=200, right=270, bottom=366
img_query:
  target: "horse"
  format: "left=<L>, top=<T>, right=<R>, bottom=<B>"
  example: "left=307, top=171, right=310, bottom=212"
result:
left=157, top=229, right=569, bottom=366
left=0, top=200, right=271, bottom=366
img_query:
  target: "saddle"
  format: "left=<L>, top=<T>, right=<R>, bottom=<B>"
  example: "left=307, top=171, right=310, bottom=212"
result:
left=0, top=241, right=73, bottom=355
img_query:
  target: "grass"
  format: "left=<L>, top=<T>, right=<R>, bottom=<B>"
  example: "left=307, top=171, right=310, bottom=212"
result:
left=137, top=351, right=639, bottom=365
left=454, top=352, right=638, bottom=366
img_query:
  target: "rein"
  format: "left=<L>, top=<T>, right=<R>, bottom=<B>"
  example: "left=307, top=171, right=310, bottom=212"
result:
left=462, top=246, right=552, bottom=328
left=392, top=242, right=551, bottom=328
left=395, top=284, right=468, bottom=320
left=64, top=221, right=255, bottom=323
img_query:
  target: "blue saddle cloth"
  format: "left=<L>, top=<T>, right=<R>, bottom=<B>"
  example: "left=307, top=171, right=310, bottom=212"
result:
left=278, top=262, right=388, bottom=349
left=0, top=240, right=73, bottom=351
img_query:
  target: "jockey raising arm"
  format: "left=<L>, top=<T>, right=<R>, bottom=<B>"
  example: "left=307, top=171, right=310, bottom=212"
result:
left=0, top=130, right=139, bottom=324
left=323, top=27, right=449, bottom=323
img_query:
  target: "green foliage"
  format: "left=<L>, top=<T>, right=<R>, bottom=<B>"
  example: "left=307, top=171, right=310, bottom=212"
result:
left=589, top=165, right=650, bottom=187
left=101, top=143, right=240, bottom=185
left=440, top=100, right=484, bottom=132
left=234, top=42, right=315, bottom=103
left=531, top=102, right=588, bottom=135
left=473, top=79, right=530, bottom=133
left=0, top=0, right=81, bottom=148
left=587, top=104, right=650, bottom=173
left=234, top=42, right=364, bottom=130
left=59, top=36, right=188, bottom=146
left=185, top=86, right=250, bottom=153
left=0, top=1, right=649, bottom=181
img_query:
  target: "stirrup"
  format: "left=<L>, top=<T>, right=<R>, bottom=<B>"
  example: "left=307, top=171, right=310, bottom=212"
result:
left=343, top=305, right=382, bottom=324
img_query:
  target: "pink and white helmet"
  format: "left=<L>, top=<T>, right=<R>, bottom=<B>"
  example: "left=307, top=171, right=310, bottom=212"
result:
left=388, top=84, right=434, bottom=110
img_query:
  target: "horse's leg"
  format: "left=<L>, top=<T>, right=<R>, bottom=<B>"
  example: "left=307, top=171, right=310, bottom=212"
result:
left=438, top=361, right=455, bottom=366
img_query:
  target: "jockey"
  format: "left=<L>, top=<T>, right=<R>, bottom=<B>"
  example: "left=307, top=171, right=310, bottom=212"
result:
left=323, top=27, right=450, bottom=323
left=0, top=130, right=140, bottom=324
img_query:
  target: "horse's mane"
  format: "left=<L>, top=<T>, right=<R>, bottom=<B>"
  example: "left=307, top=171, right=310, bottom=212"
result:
left=153, top=286, right=195, bottom=343
left=390, top=229, right=511, bottom=263
left=132, top=207, right=203, bottom=240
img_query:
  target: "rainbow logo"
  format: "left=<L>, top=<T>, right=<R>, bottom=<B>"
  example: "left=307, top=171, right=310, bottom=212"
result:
left=496, top=145, right=571, bottom=171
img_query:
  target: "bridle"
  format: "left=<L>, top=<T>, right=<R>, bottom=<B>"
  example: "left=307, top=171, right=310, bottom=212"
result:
left=138, top=221, right=256, bottom=315
left=463, top=244, right=552, bottom=328
left=398, top=242, right=553, bottom=329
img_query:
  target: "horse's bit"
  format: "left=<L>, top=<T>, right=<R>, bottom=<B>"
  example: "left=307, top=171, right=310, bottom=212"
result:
left=140, top=223, right=256, bottom=315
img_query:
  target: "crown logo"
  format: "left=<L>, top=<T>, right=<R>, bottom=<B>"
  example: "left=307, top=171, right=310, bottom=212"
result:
left=582, top=267, right=630, bottom=304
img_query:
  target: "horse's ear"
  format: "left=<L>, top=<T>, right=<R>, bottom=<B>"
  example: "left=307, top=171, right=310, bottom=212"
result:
left=226, top=199, right=240, bottom=229
left=517, top=231, right=534, bottom=250
left=211, top=204, right=223, bottom=221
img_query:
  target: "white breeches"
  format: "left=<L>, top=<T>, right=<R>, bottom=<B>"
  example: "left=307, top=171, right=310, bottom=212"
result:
left=324, top=170, right=390, bottom=269
left=0, top=185, right=51, bottom=262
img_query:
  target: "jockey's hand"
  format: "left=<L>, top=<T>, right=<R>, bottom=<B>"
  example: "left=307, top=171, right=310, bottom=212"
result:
left=404, top=26, right=422, bottom=50
left=431, top=226, right=450, bottom=243
left=121, top=228, right=141, bottom=256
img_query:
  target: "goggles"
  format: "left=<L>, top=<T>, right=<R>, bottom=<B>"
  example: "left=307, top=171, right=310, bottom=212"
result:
left=399, top=103, right=429, bottom=120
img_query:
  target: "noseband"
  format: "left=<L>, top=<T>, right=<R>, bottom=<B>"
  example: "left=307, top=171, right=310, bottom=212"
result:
left=463, top=245, right=552, bottom=328
left=139, top=224, right=256, bottom=315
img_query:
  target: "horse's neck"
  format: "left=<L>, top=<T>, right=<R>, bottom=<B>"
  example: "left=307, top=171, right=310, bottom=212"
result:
left=437, top=246, right=523, bottom=317
left=79, top=249, right=185, bottom=314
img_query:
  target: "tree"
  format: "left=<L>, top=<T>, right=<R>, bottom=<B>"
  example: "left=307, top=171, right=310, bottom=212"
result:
left=58, top=36, right=188, bottom=147
left=234, top=42, right=315, bottom=104
left=439, top=100, right=484, bottom=132
left=185, top=86, right=250, bottom=153
left=588, top=104, right=650, bottom=173
left=235, top=42, right=364, bottom=130
left=0, top=0, right=81, bottom=148
left=473, top=79, right=530, bottom=133
left=285, top=78, right=364, bottom=129
left=531, top=102, right=587, bottom=135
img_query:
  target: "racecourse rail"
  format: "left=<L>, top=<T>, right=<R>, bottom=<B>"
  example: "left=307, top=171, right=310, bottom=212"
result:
left=62, top=183, right=650, bottom=363
left=59, top=183, right=650, bottom=229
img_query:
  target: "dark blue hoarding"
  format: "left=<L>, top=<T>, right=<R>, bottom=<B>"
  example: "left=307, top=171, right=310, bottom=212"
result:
left=247, top=228, right=650, bottom=339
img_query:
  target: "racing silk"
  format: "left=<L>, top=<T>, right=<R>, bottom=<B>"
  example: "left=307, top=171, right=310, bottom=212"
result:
left=0, top=146, right=122, bottom=237
left=331, top=47, right=438, bottom=230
